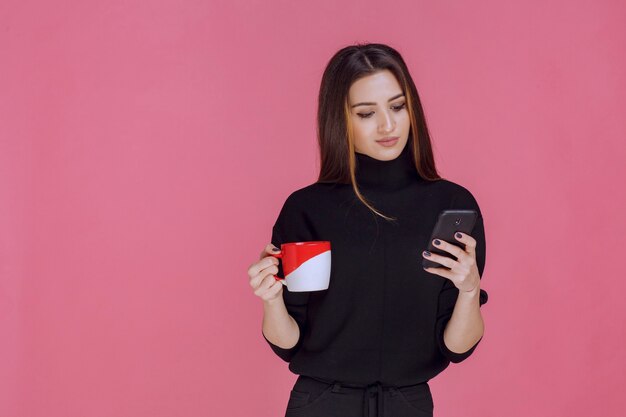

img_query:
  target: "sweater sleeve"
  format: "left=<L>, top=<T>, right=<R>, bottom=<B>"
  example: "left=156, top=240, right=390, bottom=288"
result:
left=262, top=194, right=311, bottom=363
left=435, top=193, right=489, bottom=364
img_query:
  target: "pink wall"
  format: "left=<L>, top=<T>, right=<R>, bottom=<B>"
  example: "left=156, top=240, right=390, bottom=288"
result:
left=1, top=1, right=625, bottom=416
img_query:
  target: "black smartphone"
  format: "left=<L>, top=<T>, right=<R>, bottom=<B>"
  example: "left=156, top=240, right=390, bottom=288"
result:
left=422, top=209, right=478, bottom=269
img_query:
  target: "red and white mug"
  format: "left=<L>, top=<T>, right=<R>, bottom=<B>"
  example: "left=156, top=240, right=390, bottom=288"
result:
left=268, top=241, right=331, bottom=292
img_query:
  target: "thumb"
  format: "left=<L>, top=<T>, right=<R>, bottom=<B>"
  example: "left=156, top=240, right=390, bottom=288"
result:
left=260, top=243, right=281, bottom=259
left=268, top=243, right=281, bottom=253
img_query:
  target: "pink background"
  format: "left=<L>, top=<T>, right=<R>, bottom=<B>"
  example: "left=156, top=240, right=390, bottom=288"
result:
left=1, top=1, right=625, bottom=416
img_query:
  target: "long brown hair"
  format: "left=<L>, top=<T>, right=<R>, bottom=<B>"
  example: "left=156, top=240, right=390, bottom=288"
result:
left=316, top=43, right=443, bottom=221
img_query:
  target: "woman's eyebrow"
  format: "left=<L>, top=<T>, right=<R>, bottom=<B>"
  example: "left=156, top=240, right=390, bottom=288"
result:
left=350, top=93, right=405, bottom=108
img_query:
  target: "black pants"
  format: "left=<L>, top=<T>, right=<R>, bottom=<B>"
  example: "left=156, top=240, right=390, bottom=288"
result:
left=284, top=375, right=434, bottom=417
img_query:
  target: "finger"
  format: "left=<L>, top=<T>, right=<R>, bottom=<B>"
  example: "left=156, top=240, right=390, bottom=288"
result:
left=423, top=265, right=455, bottom=280
left=431, top=238, right=465, bottom=258
left=264, top=281, right=283, bottom=300
left=422, top=250, right=456, bottom=269
left=248, top=257, right=277, bottom=282
left=255, top=271, right=281, bottom=294
left=263, top=276, right=284, bottom=300
left=249, top=262, right=279, bottom=288
left=454, top=232, right=476, bottom=256
left=248, top=250, right=279, bottom=277
left=259, top=243, right=281, bottom=260
left=251, top=266, right=278, bottom=291
left=267, top=274, right=284, bottom=291
left=257, top=263, right=280, bottom=287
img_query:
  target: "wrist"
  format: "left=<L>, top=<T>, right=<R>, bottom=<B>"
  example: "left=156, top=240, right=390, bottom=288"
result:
left=460, top=284, right=480, bottom=297
left=263, top=297, right=284, bottom=308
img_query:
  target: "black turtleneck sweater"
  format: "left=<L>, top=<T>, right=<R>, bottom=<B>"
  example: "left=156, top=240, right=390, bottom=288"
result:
left=262, top=142, right=488, bottom=386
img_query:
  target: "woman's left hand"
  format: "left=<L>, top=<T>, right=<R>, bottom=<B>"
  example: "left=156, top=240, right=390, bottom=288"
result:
left=422, top=232, right=480, bottom=293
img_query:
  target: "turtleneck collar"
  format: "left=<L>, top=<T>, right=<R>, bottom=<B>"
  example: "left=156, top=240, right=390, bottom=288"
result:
left=354, top=141, right=422, bottom=190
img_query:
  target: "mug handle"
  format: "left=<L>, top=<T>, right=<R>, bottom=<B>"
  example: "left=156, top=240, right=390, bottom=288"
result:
left=268, top=252, right=287, bottom=286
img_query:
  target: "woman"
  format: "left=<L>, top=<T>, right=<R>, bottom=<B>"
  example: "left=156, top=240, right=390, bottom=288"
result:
left=248, top=43, right=489, bottom=417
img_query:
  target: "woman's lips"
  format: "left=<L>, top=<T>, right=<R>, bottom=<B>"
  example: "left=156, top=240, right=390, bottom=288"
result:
left=376, top=137, right=399, bottom=147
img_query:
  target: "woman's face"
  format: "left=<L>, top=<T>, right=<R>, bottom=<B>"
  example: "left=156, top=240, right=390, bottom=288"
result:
left=348, top=69, right=410, bottom=161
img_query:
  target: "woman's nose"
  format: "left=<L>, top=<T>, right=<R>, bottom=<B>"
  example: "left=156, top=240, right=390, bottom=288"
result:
left=378, top=112, right=395, bottom=132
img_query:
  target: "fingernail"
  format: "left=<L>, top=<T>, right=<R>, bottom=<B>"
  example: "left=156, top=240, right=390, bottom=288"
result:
left=455, top=233, right=462, bottom=239
left=423, top=251, right=431, bottom=257
left=433, top=239, right=440, bottom=246
left=272, top=247, right=280, bottom=252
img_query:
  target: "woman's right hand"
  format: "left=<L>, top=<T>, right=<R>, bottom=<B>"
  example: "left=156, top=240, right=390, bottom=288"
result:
left=248, top=243, right=284, bottom=304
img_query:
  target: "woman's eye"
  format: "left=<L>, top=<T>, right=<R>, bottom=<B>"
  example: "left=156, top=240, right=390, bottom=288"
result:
left=357, top=103, right=406, bottom=119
